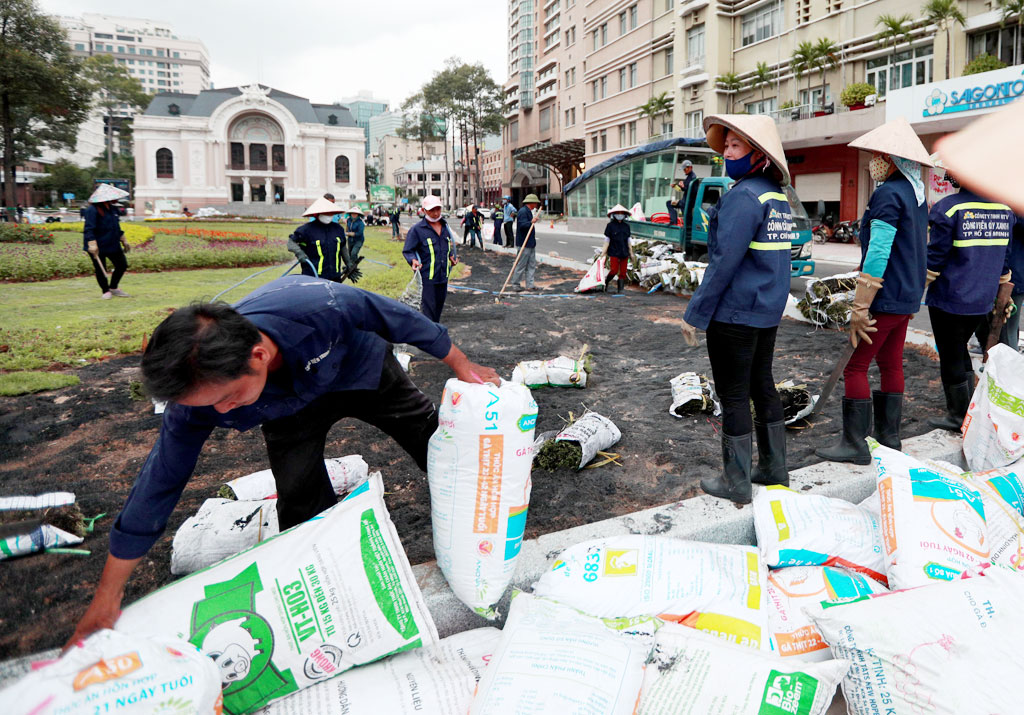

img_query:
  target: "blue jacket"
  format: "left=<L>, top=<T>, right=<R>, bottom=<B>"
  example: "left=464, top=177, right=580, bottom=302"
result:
left=515, top=206, right=536, bottom=248
left=402, top=218, right=457, bottom=283
left=925, top=189, right=1014, bottom=315
left=82, top=204, right=123, bottom=252
left=684, top=175, right=793, bottom=330
left=346, top=216, right=366, bottom=243
left=857, top=173, right=928, bottom=315
left=604, top=220, right=631, bottom=258
left=503, top=203, right=516, bottom=223
left=1010, top=215, right=1024, bottom=297
left=290, top=220, right=350, bottom=281
left=109, top=276, right=452, bottom=559
left=464, top=211, right=482, bottom=231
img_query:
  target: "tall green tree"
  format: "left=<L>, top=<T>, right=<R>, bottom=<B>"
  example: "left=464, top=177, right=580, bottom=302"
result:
left=638, top=91, right=673, bottom=137
left=397, top=97, right=443, bottom=200
left=463, top=63, right=504, bottom=204
left=812, top=38, right=841, bottom=109
left=791, top=41, right=817, bottom=109
left=876, top=14, right=914, bottom=94
left=32, top=158, right=91, bottom=201
left=715, top=72, right=742, bottom=112
left=750, top=61, right=773, bottom=104
left=0, top=0, right=91, bottom=209
left=924, top=0, right=966, bottom=78
left=997, top=0, right=1024, bottom=65
left=83, top=54, right=149, bottom=172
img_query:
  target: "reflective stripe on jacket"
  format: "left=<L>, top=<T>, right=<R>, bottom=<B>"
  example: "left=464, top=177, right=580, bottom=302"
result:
left=402, top=218, right=456, bottom=282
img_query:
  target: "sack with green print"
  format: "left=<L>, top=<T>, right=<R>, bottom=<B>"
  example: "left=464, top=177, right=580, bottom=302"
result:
left=636, top=622, right=848, bottom=715
left=115, top=473, right=437, bottom=715
left=963, top=343, right=1024, bottom=470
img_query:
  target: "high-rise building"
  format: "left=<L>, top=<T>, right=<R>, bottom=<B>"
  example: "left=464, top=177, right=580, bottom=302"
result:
left=55, top=13, right=211, bottom=167
left=342, top=91, right=389, bottom=157
left=369, top=112, right=407, bottom=156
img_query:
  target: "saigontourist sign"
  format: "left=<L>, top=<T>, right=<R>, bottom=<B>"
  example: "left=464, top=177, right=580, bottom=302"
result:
left=886, top=64, right=1024, bottom=125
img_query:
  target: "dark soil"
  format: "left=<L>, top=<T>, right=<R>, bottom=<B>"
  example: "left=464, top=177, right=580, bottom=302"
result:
left=0, top=248, right=947, bottom=659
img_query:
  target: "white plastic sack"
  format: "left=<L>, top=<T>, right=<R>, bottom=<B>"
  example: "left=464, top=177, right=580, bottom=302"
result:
left=469, top=593, right=655, bottom=715
left=393, top=348, right=412, bottom=372
left=0, top=629, right=222, bottom=714
left=428, top=379, right=538, bottom=617
left=0, top=523, right=82, bottom=559
left=259, top=627, right=501, bottom=714
left=636, top=623, right=848, bottom=715
left=963, top=343, right=1024, bottom=470
left=807, top=567, right=1024, bottom=715
left=766, top=566, right=887, bottom=661
left=872, top=440, right=989, bottom=589
left=753, top=484, right=887, bottom=585
left=221, top=455, right=369, bottom=501
left=629, top=202, right=645, bottom=221
left=533, top=535, right=771, bottom=651
left=510, top=356, right=587, bottom=388
left=171, top=497, right=280, bottom=576
left=0, top=491, right=76, bottom=510
left=965, top=465, right=1024, bottom=574
left=668, top=372, right=720, bottom=417
left=117, top=473, right=438, bottom=714
left=398, top=270, right=423, bottom=310
left=553, top=411, right=621, bottom=469
left=575, top=258, right=607, bottom=293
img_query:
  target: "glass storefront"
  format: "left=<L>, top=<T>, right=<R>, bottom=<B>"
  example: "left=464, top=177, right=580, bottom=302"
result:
left=567, top=144, right=719, bottom=218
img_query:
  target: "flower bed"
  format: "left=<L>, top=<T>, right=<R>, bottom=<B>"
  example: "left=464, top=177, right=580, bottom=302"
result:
left=0, top=224, right=55, bottom=244
left=152, top=226, right=266, bottom=245
left=49, top=222, right=155, bottom=248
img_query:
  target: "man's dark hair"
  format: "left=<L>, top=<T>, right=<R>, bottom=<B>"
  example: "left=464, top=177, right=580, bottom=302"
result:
left=142, top=301, right=261, bottom=402
left=323, top=192, right=336, bottom=201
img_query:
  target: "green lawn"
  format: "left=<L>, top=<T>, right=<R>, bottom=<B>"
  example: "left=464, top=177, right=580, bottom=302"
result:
left=0, top=226, right=421, bottom=385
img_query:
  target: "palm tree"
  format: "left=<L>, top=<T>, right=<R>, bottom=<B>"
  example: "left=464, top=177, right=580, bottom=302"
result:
left=812, top=38, right=841, bottom=110
left=716, top=72, right=743, bottom=112
left=923, top=0, right=967, bottom=78
left=638, top=92, right=674, bottom=138
left=750, top=61, right=773, bottom=105
left=876, top=14, right=914, bottom=94
left=997, top=0, right=1024, bottom=65
left=790, top=41, right=817, bottom=110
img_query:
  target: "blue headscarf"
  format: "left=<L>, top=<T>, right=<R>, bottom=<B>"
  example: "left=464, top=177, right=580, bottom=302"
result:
left=892, top=156, right=925, bottom=206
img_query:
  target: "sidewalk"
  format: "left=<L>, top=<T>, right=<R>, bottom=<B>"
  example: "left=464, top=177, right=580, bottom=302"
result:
left=810, top=241, right=861, bottom=265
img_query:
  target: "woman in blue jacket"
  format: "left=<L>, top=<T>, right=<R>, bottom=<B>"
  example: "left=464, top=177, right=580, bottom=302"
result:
left=82, top=183, right=132, bottom=299
left=681, top=115, right=794, bottom=504
left=816, top=118, right=932, bottom=464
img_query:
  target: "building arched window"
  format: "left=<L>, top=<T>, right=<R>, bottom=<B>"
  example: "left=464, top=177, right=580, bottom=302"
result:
left=156, top=148, right=174, bottom=178
left=335, top=155, right=350, bottom=183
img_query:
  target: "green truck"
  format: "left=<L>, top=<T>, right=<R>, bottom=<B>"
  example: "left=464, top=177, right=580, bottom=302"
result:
left=627, top=176, right=815, bottom=277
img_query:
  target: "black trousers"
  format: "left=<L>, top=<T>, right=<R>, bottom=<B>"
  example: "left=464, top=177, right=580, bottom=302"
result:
left=262, top=351, right=438, bottom=530
left=88, top=249, right=128, bottom=293
left=420, top=280, right=448, bottom=322
left=929, top=306, right=986, bottom=385
left=503, top=222, right=514, bottom=247
left=706, top=321, right=784, bottom=436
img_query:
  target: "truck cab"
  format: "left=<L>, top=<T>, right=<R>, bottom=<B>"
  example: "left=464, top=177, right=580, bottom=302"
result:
left=628, top=177, right=815, bottom=277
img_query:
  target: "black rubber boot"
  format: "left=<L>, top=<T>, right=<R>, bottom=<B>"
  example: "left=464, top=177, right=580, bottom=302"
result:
left=701, top=432, right=753, bottom=504
left=751, top=420, right=789, bottom=486
left=872, top=391, right=903, bottom=451
left=616, top=278, right=624, bottom=294
left=928, top=379, right=972, bottom=432
left=815, top=398, right=872, bottom=465
left=603, top=272, right=614, bottom=292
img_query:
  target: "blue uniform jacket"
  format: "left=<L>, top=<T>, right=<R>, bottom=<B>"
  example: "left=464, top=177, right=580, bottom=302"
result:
left=925, top=189, right=1013, bottom=315
left=464, top=211, right=482, bottom=231
left=683, top=175, right=793, bottom=330
left=290, top=220, right=349, bottom=281
left=109, top=276, right=452, bottom=559
left=857, top=173, right=928, bottom=315
left=1010, top=215, right=1024, bottom=297
left=346, top=216, right=366, bottom=243
left=402, top=218, right=457, bottom=283
left=515, top=206, right=536, bottom=247
left=82, top=204, right=123, bottom=252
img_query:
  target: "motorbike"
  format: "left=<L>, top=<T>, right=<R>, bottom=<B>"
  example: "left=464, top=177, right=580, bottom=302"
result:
left=812, top=215, right=836, bottom=244
left=832, top=219, right=860, bottom=244
left=812, top=216, right=860, bottom=244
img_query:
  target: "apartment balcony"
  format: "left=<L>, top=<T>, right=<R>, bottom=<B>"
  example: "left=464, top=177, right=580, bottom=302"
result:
left=772, top=102, right=886, bottom=150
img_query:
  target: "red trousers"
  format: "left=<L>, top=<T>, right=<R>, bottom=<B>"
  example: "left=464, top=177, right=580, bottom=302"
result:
left=608, top=256, right=629, bottom=279
left=843, top=312, right=911, bottom=399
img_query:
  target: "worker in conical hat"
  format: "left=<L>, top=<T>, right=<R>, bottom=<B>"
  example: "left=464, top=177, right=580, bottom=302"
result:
left=679, top=114, right=794, bottom=505
left=599, top=204, right=634, bottom=294
left=84, top=183, right=133, bottom=299
left=287, top=196, right=359, bottom=283
left=817, top=117, right=933, bottom=466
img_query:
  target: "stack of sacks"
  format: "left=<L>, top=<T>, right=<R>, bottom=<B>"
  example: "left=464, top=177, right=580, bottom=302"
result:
left=593, top=238, right=706, bottom=294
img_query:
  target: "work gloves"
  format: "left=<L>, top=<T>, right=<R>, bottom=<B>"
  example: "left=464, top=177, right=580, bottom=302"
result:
left=849, top=272, right=884, bottom=348
left=996, top=273, right=1015, bottom=320
left=342, top=256, right=364, bottom=284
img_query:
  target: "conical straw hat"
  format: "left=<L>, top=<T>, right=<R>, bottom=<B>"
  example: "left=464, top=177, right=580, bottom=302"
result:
left=607, top=204, right=630, bottom=216
left=89, top=183, right=129, bottom=203
left=848, top=117, right=933, bottom=166
left=937, top=100, right=1024, bottom=213
left=302, top=196, right=341, bottom=216
left=703, top=114, right=790, bottom=186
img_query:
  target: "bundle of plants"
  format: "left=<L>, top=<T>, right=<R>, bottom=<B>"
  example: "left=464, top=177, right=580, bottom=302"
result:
left=808, top=272, right=859, bottom=300
left=0, top=494, right=87, bottom=538
left=669, top=372, right=718, bottom=417
left=776, top=380, right=816, bottom=425
left=534, top=410, right=621, bottom=471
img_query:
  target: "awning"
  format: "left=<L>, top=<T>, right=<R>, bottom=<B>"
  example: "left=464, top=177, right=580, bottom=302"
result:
left=513, top=138, right=586, bottom=169
left=564, top=137, right=709, bottom=194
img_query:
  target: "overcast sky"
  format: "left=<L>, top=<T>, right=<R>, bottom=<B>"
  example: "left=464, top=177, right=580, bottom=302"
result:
left=39, top=0, right=508, bottom=109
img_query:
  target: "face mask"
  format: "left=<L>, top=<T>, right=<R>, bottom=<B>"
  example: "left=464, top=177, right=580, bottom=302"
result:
left=426, top=213, right=441, bottom=223
left=613, top=213, right=627, bottom=221
left=317, top=215, right=333, bottom=224
left=869, top=155, right=891, bottom=182
left=725, top=151, right=754, bottom=180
